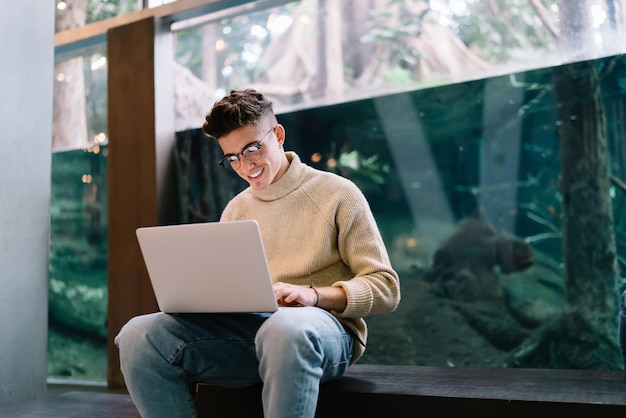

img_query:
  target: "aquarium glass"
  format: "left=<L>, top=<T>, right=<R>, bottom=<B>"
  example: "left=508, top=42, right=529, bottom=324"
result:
left=178, top=54, right=626, bottom=370
left=49, top=145, right=109, bottom=382
left=172, top=0, right=625, bottom=370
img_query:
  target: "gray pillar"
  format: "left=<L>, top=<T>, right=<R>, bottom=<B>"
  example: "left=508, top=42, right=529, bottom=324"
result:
left=0, top=0, right=55, bottom=406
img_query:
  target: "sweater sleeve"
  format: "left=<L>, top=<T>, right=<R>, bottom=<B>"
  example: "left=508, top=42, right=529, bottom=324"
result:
left=330, top=180, right=401, bottom=319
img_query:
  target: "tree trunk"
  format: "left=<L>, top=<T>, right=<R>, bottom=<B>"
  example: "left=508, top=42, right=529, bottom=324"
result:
left=556, top=0, right=595, bottom=60
left=53, top=0, right=88, bottom=150
left=553, top=60, right=618, bottom=324
left=536, top=0, right=620, bottom=369
left=201, top=23, right=218, bottom=91
left=506, top=1, right=620, bottom=369
left=314, top=0, right=343, bottom=99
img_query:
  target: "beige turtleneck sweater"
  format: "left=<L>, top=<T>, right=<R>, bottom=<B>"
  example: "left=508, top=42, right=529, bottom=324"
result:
left=220, top=151, right=400, bottom=362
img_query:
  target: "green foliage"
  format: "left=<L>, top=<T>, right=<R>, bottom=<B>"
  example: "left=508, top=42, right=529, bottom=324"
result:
left=382, top=67, right=414, bottom=85
left=174, top=26, right=205, bottom=78
left=86, top=0, right=139, bottom=24
left=83, top=55, right=108, bottom=137
left=362, top=7, right=423, bottom=82
left=453, top=0, right=557, bottom=62
left=365, top=0, right=557, bottom=68
left=331, top=150, right=391, bottom=197
left=174, top=3, right=298, bottom=92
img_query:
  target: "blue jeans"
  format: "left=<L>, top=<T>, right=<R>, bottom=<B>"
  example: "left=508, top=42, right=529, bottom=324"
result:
left=617, top=290, right=626, bottom=370
left=114, top=307, right=354, bottom=418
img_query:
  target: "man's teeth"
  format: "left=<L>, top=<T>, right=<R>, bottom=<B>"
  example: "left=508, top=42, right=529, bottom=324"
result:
left=250, top=168, right=263, bottom=178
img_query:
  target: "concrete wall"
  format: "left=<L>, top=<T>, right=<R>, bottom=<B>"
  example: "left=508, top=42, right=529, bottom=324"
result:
left=0, top=1, right=55, bottom=406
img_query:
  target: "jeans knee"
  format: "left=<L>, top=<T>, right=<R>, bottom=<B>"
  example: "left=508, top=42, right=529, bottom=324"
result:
left=116, top=315, right=150, bottom=344
left=258, top=311, right=307, bottom=341
left=116, top=313, right=167, bottom=363
left=256, top=309, right=322, bottom=355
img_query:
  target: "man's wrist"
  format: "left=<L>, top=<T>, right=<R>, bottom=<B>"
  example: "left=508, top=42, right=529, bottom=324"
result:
left=309, top=284, right=320, bottom=307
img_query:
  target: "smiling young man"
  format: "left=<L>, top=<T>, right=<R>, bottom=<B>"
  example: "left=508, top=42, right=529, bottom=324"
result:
left=115, top=88, right=400, bottom=418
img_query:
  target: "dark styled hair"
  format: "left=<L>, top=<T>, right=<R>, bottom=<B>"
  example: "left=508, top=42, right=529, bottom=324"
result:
left=202, top=88, right=275, bottom=139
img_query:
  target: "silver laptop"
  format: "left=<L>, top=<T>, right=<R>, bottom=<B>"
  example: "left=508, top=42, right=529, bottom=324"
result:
left=136, top=220, right=278, bottom=313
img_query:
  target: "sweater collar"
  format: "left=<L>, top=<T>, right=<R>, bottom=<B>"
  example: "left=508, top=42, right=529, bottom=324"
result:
left=250, top=151, right=306, bottom=201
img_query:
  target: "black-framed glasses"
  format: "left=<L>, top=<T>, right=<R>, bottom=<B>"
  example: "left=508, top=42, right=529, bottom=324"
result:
left=218, top=126, right=275, bottom=171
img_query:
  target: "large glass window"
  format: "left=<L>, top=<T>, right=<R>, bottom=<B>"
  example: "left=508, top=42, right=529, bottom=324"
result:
left=50, top=46, right=109, bottom=382
left=55, top=0, right=140, bottom=32
left=51, top=0, right=626, bottom=384
left=54, top=0, right=177, bottom=33
left=48, top=144, right=108, bottom=382
left=172, top=0, right=624, bottom=125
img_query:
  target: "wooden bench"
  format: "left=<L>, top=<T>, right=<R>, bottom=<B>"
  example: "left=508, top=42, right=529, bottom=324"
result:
left=193, top=364, right=626, bottom=417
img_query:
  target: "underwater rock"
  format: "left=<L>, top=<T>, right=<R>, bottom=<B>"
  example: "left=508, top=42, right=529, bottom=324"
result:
left=453, top=301, right=531, bottom=350
left=501, top=253, right=565, bottom=329
left=423, top=208, right=534, bottom=302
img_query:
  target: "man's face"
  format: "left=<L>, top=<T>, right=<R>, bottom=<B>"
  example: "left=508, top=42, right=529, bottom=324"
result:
left=218, top=123, right=289, bottom=190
